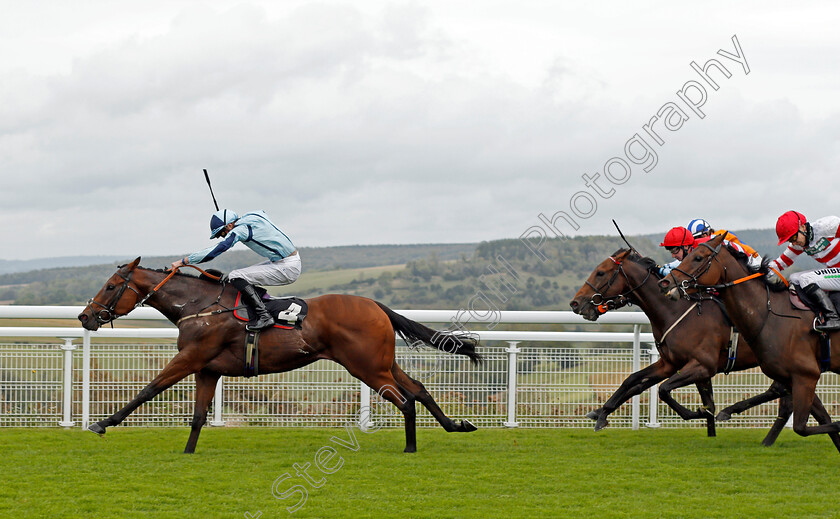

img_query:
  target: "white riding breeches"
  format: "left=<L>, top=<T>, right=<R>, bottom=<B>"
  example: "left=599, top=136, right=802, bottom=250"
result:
left=790, top=267, right=840, bottom=291
left=228, top=253, right=302, bottom=286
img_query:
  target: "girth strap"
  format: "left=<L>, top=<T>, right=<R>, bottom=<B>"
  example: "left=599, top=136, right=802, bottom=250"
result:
left=723, top=328, right=740, bottom=374
left=819, top=332, right=831, bottom=373
left=245, top=331, right=260, bottom=378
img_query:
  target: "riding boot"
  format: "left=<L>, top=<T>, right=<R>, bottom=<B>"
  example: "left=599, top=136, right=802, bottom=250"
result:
left=231, top=278, right=275, bottom=331
left=802, top=283, right=840, bottom=332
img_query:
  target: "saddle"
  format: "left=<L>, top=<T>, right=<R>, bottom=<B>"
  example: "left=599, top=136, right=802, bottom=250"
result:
left=788, top=285, right=840, bottom=317
left=233, top=287, right=308, bottom=330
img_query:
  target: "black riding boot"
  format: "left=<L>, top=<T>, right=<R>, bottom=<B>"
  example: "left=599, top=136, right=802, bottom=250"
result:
left=231, top=278, right=275, bottom=331
left=802, top=283, right=840, bottom=332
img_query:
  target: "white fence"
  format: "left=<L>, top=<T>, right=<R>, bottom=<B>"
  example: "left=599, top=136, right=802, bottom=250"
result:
left=2, top=306, right=838, bottom=430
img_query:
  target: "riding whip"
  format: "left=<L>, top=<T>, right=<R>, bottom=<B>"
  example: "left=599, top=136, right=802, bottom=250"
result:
left=203, top=169, right=220, bottom=211
left=612, top=219, right=638, bottom=253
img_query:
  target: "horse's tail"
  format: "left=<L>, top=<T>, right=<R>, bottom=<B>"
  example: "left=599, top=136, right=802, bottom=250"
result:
left=374, top=301, right=482, bottom=365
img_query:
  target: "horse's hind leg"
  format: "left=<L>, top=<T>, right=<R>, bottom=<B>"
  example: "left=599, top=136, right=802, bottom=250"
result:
left=183, top=370, right=221, bottom=454
left=390, top=363, right=476, bottom=433
left=357, top=372, right=418, bottom=453
left=717, top=380, right=788, bottom=422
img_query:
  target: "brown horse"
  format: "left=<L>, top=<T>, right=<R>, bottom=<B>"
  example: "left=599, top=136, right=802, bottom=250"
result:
left=78, top=258, right=481, bottom=454
left=571, top=248, right=833, bottom=447
left=660, top=234, right=840, bottom=452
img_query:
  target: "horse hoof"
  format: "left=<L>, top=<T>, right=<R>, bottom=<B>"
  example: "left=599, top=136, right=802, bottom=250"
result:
left=460, top=419, right=477, bottom=433
left=88, top=423, right=106, bottom=436
left=586, top=410, right=601, bottom=421
left=716, top=412, right=731, bottom=422
left=594, top=418, right=609, bottom=432
left=403, top=446, right=417, bottom=453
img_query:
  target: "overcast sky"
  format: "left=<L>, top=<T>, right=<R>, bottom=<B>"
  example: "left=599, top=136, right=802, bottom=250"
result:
left=1, top=1, right=838, bottom=260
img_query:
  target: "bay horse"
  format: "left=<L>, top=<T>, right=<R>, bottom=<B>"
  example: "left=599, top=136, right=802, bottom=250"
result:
left=660, top=234, right=840, bottom=452
left=78, top=258, right=481, bottom=454
left=570, top=248, right=833, bottom=447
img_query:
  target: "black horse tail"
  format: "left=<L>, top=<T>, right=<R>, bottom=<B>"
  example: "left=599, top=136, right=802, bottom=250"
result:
left=375, top=301, right=482, bottom=365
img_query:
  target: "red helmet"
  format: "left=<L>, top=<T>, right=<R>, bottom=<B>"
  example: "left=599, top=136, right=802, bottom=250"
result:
left=660, top=227, right=695, bottom=248
left=775, top=210, right=807, bottom=245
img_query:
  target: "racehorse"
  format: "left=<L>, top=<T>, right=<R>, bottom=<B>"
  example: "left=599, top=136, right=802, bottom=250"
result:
left=660, top=234, right=840, bottom=452
left=570, top=248, right=834, bottom=447
left=78, top=258, right=481, bottom=454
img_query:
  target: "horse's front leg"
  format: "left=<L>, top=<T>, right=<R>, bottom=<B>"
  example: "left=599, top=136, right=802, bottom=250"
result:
left=587, top=360, right=673, bottom=432
left=694, top=379, right=716, bottom=437
left=657, top=360, right=715, bottom=423
left=184, top=370, right=222, bottom=454
left=88, top=344, right=211, bottom=435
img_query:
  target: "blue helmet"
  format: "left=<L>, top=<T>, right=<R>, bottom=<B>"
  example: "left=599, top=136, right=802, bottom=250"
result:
left=209, top=209, right=238, bottom=238
left=686, top=218, right=711, bottom=238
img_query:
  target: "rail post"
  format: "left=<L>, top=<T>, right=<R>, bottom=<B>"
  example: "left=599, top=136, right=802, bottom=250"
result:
left=82, top=329, right=91, bottom=429
left=631, top=325, right=641, bottom=430
left=358, top=381, right=373, bottom=431
left=209, top=377, right=225, bottom=426
left=647, top=346, right=661, bottom=428
left=504, top=341, right=520, bottom=428
left=59, top=338, right=76, bottom=427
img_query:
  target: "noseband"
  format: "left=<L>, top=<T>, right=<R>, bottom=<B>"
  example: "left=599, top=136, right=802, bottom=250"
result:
left=86, top=269, right=143, bottom=326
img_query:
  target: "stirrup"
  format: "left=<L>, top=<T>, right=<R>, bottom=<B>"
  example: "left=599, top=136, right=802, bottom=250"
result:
left=815, top=317, right=840, bottom=332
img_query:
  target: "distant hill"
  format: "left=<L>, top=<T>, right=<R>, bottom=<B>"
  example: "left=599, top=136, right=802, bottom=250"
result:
left=0, top=256, right=129, bottom=275
left=0, top=230, right=813, bottom=308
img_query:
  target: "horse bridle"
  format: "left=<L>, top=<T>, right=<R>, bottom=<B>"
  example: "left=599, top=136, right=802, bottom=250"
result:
left=85, top=265, right=225, bottom=327
left=667, top=241, right=723, bottom=297
left=86, top=269, right=143, bottom=326
left=584, top=253, right=652, bottom=314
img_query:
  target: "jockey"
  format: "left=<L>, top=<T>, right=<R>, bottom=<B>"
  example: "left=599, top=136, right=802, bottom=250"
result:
left=770, top=210, right=840, bottom=331
left=657, top=226, right=696, bottom=277
left=687, top=218, right=762, bottom=269
left=170, top=209, right=301, bottom=331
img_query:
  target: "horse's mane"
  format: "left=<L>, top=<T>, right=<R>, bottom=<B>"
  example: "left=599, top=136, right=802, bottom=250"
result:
left=724, top=244, right=788, bottom=292
left=120, top=264, right=225, bottom=285
left=611, top=248, right=664, bottom=279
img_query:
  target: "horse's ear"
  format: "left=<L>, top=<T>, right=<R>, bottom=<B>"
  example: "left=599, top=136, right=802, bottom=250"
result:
left=127, top=257, right=141, bottom=270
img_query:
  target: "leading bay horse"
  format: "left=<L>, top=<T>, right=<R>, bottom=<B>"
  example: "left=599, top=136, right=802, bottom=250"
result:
left=660, top=234, right=840, bottom=452
left=571, top=248, right=834, bottom=447
left=78, top=258, right=481, bottom=454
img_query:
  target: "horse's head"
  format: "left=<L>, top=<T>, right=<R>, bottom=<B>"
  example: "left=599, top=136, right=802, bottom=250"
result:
left=658, top=233, right=727, bottom=299
left=570, top=249, right=636, bottom=321
left=78, top=257, right=143, bottom=330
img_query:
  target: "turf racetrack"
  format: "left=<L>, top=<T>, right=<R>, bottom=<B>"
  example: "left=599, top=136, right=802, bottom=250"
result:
left=0, top=427, right=836, bottom=518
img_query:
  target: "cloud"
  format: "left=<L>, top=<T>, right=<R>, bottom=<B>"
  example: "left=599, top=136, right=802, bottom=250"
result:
left=1, top=2, right=840, bottom=259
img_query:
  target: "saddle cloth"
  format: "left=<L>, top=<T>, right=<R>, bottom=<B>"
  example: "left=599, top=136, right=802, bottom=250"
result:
left=233, top=288, right=307, bottom=330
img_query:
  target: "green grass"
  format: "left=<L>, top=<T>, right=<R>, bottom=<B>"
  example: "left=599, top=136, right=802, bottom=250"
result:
left=1, top=427, right=839, bottom=518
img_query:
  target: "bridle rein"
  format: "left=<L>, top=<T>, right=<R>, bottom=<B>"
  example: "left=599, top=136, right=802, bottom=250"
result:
left=85, top=265, right=221, bottom=327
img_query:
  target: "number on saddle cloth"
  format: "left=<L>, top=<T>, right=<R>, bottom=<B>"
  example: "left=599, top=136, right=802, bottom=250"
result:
left=233, top=288, right=308, bottom=330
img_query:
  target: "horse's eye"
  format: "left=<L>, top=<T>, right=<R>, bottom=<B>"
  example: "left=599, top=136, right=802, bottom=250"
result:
left=693, top=256, right=702, bottom=262
left=595, top=271, right=605, bottom=277
left=107, top=284, right=116, bottom=290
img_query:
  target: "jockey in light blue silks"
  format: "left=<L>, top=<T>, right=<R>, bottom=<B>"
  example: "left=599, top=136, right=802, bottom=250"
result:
left=170, top=209, right=301, bottom=330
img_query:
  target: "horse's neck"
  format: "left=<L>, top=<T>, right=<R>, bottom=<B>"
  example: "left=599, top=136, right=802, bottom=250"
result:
left=622, top=264, right=686, bottom=332
left=136, top=270, right=224, bottom=325
left=717, top=259, right=770, bottom=341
